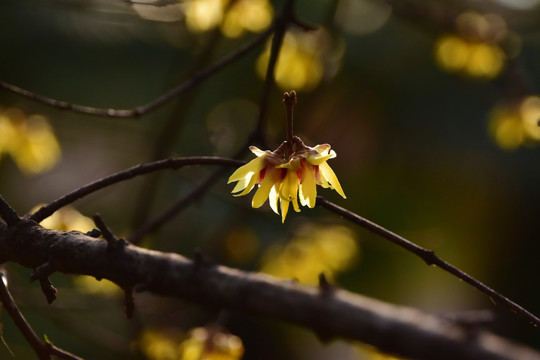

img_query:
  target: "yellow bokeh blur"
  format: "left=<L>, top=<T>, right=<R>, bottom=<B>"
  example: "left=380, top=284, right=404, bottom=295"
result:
left=256, top=29, right=332, bottom=91
left=72, top=275, right=120, bottom=297
left=434, top=12, right=512, bottom=79
left=224, top=227, right=259, bottom=264
left=0, top=107, right=61, bottom=174
left=356, top=343, right=406, bottom=360
left=435, top=36, right=505, bottom=78
left=184, top=0, right=273, bottom=38
left=260, top=223, right=358, bottom=285
left=179, top=327, right=244, bottom=360
left=30, top=204, right=95, bottom=233
left=139, top=328, right=184, bottom=360
left=139, top=326, right=244, bottom=360
left=489, top=96, right=540, bottom=150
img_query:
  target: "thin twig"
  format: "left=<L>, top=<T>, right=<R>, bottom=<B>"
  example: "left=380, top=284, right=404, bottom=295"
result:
left=316, top=196, right=540, bottom=327
left=0, top=27, right=273, bottom=118
left=129, top=168, right=227, bottom=243
left=0, top=272, right=51, bottom=360
left=29, top=157, right=245, bottom=223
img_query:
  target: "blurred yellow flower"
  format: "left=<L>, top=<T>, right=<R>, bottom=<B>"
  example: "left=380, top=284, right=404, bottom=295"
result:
left=139, top=328, right=184, bottom=360
left=185, top=0, right=273, bottom=38
left=256, top=30, right=330, bottom=91
left=434, top=12, right=514, bottom=79
left=228, top=136, right=345, bottom=222
left=489, top=96, right=540, bottom=150
left=0, top=108, right=61, bottom=174
left=30, top=204, right=94, bottom=233
left=260, top=223, right=358, bottom=285
left=179, top=327, right=244, bottom=360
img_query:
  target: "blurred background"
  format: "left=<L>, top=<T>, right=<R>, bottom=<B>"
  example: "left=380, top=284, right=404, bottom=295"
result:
left=1, top=0, right=539, bottom=358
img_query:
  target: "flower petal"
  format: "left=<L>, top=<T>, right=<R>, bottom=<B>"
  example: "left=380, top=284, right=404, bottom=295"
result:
left=280, top=198, right=290, bottom=223
left=231, top=174, right=253, bottom=193
left=304, top=152, right=335, bottom=165
left=233, top=174, right=258, bottom=197
left=252, top=173, right=275, bottom=208
left=299, top=163, right=317, bottom=208
left=314, top=144, right=331, bottom=155
left=249, top=146, right=268, bottom=157
left=269, top=186, right=279, bottom=214
left=228, top=156, right=266, bottom=184
left=319, top=162, right=346, bottom=198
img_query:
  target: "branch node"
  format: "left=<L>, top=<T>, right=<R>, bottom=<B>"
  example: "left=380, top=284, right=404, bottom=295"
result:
left=30, top=261, right=55, bottom=282
left=191, top=250, right=215, bottom=276
left=421, top=249, right=437, bottom=265
left=318, top=273, right=335, bottom=298
left=93, top=214, right=128, bottom=252
left=85, top=229, right=101, bottom=238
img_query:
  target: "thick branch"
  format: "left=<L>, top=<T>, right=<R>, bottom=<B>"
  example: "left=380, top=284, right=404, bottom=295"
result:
left=0, top=219, right=538, bottom=360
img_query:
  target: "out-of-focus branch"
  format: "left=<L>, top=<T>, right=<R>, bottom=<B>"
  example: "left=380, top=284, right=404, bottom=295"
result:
left=0, top=219, right=538, bottom=360
left=0, top=26, right=273, bottom=118
left=316, top=196, right=540, bottom=327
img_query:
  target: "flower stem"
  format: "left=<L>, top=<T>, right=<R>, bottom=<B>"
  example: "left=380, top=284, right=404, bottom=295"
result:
left=283, top=90, right=297, bottom=158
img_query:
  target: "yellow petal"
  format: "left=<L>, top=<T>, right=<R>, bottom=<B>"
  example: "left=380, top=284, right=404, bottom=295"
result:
left=304, top=152, right=335, bottom=165
left=228, top=156, right=266, bottom=183
left=314, top=144, right=331, bottom=155
left=319, top=162, right=346, bottom=198
left=252, top=173, right=275, bottom=208
left=292, top=194, right=300, bottom=212
left=249, top=146, right=268, bottom=157
left=269, top=186, right=280, bottom=214
left=280, top=198, right=290, bottom=222
left=233, top=174, right=258, bottom=197
left=299, top=164, right=317, bottom=208
left=232, top=174, right=253, bottom=193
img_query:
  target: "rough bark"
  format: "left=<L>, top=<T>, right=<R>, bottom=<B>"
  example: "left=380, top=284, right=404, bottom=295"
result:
left=0, top=218, right=539, bottom=360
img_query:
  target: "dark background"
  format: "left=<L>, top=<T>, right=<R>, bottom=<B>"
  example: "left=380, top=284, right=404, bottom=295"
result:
left=0, top=0, right=539, bottom=358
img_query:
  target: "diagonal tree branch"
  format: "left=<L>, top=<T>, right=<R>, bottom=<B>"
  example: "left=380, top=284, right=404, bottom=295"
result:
left=0, top=25, right=273, bottom=118
left=28, top=157, right=245, bottom=223
left=316, top=196, right=540, bottom=327
left=0, top=218, right=538, bottom=360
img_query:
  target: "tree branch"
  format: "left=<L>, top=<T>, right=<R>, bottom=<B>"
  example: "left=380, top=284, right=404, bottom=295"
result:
left=0, top=25, right=273, bottom=118
left=0, top=219, right=538, bottom=360
left=0, top=271, right=83, bottom=360
left=28, top=157, right=245, bottom=223
left=316, top=196, right=540, bottom=327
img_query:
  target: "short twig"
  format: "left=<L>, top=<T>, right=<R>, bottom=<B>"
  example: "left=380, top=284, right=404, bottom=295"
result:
left=29, top=157, right=244, bottom=223
left=0, top=195, right=21, bottom=227
left=93, top=214, right=128, bottom=251
left=30, top=262, right=57, bottom=304
left=316, top=196, right=540, bottom=327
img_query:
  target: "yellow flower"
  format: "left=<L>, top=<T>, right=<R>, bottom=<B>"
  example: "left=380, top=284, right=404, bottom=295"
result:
left=228, top=136, right=345, bottom=222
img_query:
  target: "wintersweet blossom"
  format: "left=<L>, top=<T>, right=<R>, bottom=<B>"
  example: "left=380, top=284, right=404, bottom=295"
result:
left=228, top=136, right=345, bottom=222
